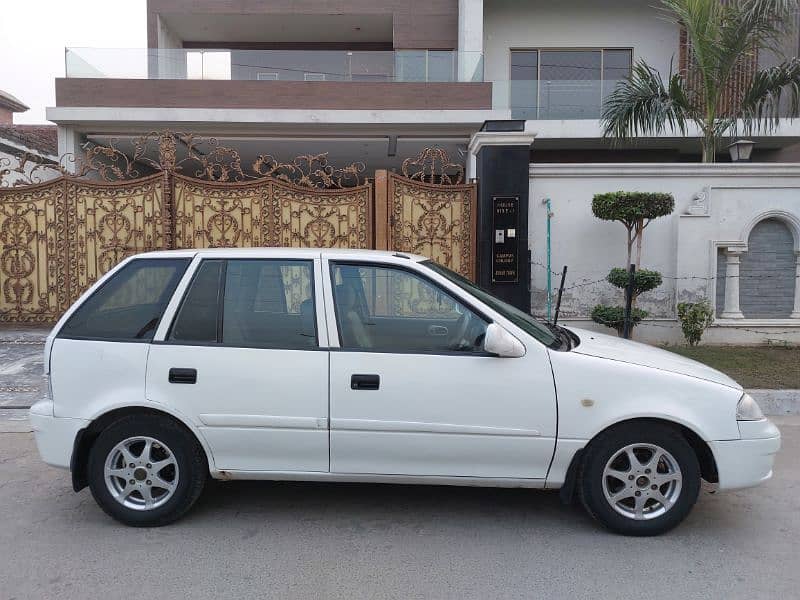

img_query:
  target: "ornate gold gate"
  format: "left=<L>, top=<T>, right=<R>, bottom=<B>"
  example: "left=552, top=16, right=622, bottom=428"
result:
left=172, top=174, right=372, bottom=250
left=0, top=133, right=475, bottom=322
left=378, top=148, right=477, bottom=280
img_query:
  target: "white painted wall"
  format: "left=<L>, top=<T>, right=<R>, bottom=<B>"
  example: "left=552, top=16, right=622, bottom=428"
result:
left=529, top=163, right=800, bottom=345
left=459, top=0, right=485, bottom=81
left=483, top=0, right=680, bottom=107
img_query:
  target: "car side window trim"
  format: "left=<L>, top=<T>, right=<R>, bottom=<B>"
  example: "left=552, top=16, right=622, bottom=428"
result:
left=328, top=260, right=492, bottom=356
left=163, top=258, right=320, bottom=351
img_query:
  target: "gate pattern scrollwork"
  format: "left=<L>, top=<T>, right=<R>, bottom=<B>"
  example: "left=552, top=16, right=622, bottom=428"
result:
left=0, top=181, right=68, bottom=322
left=388, top=173, right=477, bottom=280
left=173, top=176, right=372, bottom=250
left=271, top=183, right=372, bottom=249
left=65, top=175, right=168, bottom=293
left=173, top=176, right=270, bottom=248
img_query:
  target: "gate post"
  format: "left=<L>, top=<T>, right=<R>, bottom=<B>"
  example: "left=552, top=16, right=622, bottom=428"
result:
left=468, top=122, right=535, bottom=312
left=373, top=169, right=389, bottom=250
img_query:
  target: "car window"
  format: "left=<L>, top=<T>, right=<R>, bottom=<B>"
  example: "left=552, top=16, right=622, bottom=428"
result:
left=331, top=263, right=487, bottom=354
left=168, top=260, right=223, bottom=343
left=169, top=259, right=317, bottom=349
left=422, top=260, right=559, bottom=348
left=58, top=258, right=190, bottom=342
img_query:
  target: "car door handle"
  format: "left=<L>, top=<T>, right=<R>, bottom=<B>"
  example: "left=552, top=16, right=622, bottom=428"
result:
left=169, top=368, right=197, bottom=384
left=428, top=325, right=449, bottom=336
left=351, top=374, right=380, bottom=390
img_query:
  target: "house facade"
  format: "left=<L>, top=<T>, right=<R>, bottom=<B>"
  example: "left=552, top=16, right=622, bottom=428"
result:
left=33, top=1, right=800, bottom=342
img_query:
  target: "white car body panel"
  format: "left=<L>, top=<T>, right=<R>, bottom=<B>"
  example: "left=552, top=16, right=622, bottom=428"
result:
left=30, top=248, right=780, bottom=498
left=145, top=345, right=329, bottom=472
left=50, top=339, right=151, bottom=419
left=329, top=351, right=556, bottom=478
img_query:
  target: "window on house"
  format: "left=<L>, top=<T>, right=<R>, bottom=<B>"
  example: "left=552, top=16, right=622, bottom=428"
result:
left=304, top=73, right=326, bottom=81
left=257, top=72, right=279, bottom=81
left=510, top=49, right=632, bottom=119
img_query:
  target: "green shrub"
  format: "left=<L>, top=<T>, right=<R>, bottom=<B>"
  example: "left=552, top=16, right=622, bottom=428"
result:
left=591, top=305, right=649, bottom=336
left=677, top=300, right=714, bottom=347
left=606, top=268, right=663, bottom=297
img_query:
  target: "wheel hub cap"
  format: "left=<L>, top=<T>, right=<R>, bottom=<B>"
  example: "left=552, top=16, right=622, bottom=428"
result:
left=602, top=443, right=683, bottom=521
left=104, top=436, right=179, bottom=511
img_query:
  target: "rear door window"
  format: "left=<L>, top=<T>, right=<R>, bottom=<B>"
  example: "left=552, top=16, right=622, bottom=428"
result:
left=58, top=258, right=190, bottom=342
left=168, top=259, right=317, bottom=349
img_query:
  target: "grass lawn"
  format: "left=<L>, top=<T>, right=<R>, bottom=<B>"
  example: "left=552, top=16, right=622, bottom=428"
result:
left=664, top=345, right=799, bottom=389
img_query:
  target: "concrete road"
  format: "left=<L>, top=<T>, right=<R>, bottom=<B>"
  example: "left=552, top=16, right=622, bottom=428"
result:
left=1, top=416, right=798, bottom=600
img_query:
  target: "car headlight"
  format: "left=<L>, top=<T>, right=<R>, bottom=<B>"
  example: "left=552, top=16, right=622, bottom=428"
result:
left=737, top=393, right=764, bottom=421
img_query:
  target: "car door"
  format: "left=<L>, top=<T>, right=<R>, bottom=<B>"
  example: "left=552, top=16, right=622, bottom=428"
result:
left=146, top=252, right=330, bottom=472
left=324, top=257, right=557, bottom=480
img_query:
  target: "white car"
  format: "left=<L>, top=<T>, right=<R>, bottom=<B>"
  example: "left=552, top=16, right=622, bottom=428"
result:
left=29, top=248, right=780, bottom=535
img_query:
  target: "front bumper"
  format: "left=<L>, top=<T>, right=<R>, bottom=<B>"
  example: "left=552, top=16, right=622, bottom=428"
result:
left=710, top=419, right=781, bottom=490
left=29, top=400, right=89, bottom=469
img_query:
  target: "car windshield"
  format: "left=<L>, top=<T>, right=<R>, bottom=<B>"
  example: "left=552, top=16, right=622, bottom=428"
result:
left=421, top=260, right=559, bottom=348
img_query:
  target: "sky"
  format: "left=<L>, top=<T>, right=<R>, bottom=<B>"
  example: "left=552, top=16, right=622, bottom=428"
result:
left=0, top=0, right=147, bottom=124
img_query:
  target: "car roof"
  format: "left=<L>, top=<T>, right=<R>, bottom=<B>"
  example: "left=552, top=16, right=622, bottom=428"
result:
left=133, top=248, right=428, bottom=262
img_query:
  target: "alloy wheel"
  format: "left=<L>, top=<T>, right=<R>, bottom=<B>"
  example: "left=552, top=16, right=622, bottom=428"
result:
left=601, top=443, right=683, bottom=520
left=103, top=436, right=179, bottom=511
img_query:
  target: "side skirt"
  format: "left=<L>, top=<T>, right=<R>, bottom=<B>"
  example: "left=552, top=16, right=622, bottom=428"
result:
left=211, top=470, right=549, bottom=489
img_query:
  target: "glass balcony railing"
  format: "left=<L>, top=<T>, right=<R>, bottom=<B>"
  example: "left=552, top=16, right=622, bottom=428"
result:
left=65, top=48, right=485, bottom=83
left=64, top=49, right=627, bottom=119
left=494, top=79, right=626, bottom=120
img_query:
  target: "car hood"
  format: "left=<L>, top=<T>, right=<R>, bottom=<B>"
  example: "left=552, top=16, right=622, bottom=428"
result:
left=565, top=327, right=742, bottom=390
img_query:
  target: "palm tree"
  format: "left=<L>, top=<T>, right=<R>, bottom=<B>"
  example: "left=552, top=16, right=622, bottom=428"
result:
left=602, top=0, right=800, bottom=162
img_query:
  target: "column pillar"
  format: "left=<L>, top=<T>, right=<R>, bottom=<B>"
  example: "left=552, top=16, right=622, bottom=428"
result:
left=457, top=0, right=484, bottom=81
left=791, top=250, right=800, bottom=319
left=56, top=126, right=81, bottom=174
left=720, top=248, right=745, bottom=319
left=468, top=123, right=535, bottom=312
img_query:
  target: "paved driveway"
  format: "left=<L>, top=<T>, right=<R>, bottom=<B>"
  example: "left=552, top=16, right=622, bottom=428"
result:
left=0, top=328, right=48, bottom=409
left=1, top=415, right=798, bottom=600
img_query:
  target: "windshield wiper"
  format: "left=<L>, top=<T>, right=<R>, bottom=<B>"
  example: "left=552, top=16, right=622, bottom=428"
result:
left=542, top=322, right=573, bottom=351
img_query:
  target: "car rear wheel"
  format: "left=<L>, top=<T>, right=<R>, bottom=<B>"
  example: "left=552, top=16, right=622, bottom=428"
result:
left=578, top=422, right=701, bottom=536
left=87, top=415, right=206, bottom=526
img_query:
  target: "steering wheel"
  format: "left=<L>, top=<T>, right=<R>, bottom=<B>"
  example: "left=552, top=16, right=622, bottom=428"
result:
left=448, top=311, right=472, bottom=350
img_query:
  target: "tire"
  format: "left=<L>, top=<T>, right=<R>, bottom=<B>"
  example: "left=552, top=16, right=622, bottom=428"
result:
left=87, top=414, right=207, bottom=527
left=578, top=422, right=701, bottom=536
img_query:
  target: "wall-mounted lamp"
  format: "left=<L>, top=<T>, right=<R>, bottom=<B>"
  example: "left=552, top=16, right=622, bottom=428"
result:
left=728, top=139, right=755, bottom=162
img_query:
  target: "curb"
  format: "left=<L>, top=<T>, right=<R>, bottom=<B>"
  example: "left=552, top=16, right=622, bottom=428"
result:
left=748, top=389, right=800, bottom=416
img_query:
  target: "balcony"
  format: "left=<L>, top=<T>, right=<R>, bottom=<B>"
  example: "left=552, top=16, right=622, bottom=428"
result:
left=65, top=48, right=484, bottom=82
left=58, top=48, right=490, bottom=112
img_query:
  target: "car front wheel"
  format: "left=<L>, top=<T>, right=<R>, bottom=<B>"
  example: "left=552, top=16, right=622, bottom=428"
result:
left=87, top=415, right=206, bottom=526
left=578, top=422, right=701, bottom=536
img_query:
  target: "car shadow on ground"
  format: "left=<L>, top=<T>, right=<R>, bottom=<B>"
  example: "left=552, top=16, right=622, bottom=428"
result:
left=178, top=478, right=744, bottom=537
left=188, top=479, right=604, bottom=532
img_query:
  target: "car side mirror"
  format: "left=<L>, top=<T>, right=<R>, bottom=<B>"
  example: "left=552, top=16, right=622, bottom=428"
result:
left=483, top=323, right=526, bottom=358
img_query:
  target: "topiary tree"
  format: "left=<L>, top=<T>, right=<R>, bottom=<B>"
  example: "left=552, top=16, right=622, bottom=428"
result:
left=591, top=305, right=649, bottom=336
left=592, top=191, right=674, bottom=267
left=591, top=191, right=674, bottom=336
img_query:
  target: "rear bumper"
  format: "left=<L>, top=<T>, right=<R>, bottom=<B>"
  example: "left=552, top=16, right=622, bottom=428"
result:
left=29, top=400, right=88, bottom=469
left=710, top=419, right=781, bottom=490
